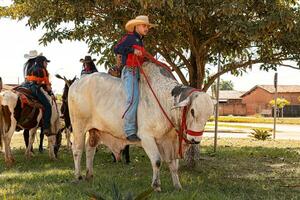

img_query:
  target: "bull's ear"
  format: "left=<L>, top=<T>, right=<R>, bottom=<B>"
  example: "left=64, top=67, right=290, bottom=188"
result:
left=172, top=96, right=191, bottom=109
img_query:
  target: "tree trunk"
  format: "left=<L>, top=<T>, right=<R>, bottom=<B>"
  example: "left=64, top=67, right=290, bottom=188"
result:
left=185, top=52, right=207, bottom=168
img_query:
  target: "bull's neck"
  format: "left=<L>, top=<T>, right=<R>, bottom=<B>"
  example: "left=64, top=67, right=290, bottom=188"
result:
left=142, top=74, right=183, bottom=129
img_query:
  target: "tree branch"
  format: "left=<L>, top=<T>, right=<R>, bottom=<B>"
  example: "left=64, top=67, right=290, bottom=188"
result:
left=155, top=46, right=189, bottom=85
left=203, top=57, right=295, bottom=91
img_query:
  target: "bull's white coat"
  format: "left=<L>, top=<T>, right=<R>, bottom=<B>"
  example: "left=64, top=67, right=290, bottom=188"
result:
left=69, top=62, right=214, bottom=190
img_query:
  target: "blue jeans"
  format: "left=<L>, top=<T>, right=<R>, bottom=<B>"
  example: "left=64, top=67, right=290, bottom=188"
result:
left=122, top=67, right=140, bottom=137
left=23, top=82, right=52, bottom=129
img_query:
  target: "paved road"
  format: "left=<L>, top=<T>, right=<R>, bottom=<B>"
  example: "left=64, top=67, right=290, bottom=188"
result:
left=205, top=122, right=300, bottom=140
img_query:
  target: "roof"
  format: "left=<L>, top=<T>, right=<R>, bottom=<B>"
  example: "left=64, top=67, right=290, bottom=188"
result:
left=2, top=84, right=18, bottom=91
left=219, top=90, right=244, bottom=100
left=241, top=85, right=300, bottom=97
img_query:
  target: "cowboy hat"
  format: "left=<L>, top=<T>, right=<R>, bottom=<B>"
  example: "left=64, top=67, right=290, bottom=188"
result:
left=125, top=15, right=157, bottom=32
left=24, top=50, right=43, bottom=59
left=80, top=55, right=96, bottom=63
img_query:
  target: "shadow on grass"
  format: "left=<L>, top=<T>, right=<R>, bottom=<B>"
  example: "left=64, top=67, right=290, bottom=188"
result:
left=0, top=144, right=299, bottom=199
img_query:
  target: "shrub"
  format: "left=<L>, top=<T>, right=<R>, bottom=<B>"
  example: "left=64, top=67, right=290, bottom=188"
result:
left=250, top=128, right=272, bottom=140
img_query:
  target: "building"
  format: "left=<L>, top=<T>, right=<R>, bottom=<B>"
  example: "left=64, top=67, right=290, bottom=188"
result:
left=2, top=84, right=18, bottom=91
left=218, top=90, right=246, bottom=116
left=218, top=85, right=300, bottom=117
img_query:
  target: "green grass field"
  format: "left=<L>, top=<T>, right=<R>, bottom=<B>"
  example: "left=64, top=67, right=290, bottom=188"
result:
left=209, top=116, right=300, bottom=125
left=0, top=133, right=300, bottom=199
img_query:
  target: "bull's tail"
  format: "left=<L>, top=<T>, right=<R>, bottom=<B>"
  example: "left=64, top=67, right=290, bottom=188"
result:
left=0, top=95, right=3, bottom=149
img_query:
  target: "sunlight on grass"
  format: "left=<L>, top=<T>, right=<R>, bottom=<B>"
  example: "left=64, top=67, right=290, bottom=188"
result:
left=0, top=134, right=299, bottom=199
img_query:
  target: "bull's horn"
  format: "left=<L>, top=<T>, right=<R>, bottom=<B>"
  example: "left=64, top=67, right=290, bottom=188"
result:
left=55, top=74, right=64, bottom=80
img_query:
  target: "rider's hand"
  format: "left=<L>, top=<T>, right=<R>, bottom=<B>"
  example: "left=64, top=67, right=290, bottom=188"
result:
left=134, top=49, right=143, bottom=56
left=51, top=95, right=56, bottom=101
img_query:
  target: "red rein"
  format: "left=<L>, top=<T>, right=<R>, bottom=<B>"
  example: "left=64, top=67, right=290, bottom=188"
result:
left=134, top=52, right=203, bottom=158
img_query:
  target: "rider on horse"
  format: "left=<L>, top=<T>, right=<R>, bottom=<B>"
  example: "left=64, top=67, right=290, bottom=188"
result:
left=23, top=55, right=55, bottom=136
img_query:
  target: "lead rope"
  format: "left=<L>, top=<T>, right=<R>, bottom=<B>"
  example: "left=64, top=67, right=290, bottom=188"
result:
left=134, top=54, right=187, bottom=158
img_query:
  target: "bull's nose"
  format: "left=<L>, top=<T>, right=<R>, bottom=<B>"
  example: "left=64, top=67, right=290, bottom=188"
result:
left=191, top=139, right=200, bottom=144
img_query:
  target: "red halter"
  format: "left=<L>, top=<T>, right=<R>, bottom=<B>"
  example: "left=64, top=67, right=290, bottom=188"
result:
left=134, top=52, right=203, bottom=158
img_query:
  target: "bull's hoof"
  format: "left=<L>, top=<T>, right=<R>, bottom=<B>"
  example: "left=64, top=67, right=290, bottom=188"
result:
left=153, top=186, right=162, bottom=192
left=85, top=174, right=94, bottom=181
left=50, top=157, right=58, bottom=161
left=152, top=183, right=162, bottom=192
left=71, top=175, right=83, bottom=184
left=25, top=152, right=34, bottom=159
left=174, top=184, right=182, bottom=191
left=5, top=157, right=15, bottom=167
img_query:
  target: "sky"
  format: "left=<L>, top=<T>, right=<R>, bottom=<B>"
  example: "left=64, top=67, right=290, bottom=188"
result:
left=1, top=1, right=300, bottom=94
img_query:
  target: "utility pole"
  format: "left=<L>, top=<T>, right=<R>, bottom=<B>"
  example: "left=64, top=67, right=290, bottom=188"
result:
left=273, top=72, right=278, bottom=139
left=214, top=53, right=221, bottom=152
left=0, top=77, right=2, bottom=91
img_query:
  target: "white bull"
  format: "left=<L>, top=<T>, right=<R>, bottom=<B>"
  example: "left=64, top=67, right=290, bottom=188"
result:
left=69, top=62, right=214, bottom=191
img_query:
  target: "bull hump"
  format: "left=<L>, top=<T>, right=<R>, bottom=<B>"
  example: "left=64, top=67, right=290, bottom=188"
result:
left=171, top=85, right=194, bottom=102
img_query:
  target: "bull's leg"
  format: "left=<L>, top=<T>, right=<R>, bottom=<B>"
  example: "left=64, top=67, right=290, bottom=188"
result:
left=46, top=134, right=57, bottom=160
left=85, top=130, right=98, bottom=180
left=167, top=159, right=182, bottom=190
left=141, top=136, right=162, bottom=192
left=66, top=128, right=72, bottom=150
left=3, top=129, right=15, bottom=167
left=72, top=127, right=86, bottom=181
left=25, top=127, right=37, bottom=158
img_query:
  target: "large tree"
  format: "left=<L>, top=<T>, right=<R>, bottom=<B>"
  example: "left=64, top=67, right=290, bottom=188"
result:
left=1, top=0, right=300, bottom=91
left=2, top=0, right=300, bottom=166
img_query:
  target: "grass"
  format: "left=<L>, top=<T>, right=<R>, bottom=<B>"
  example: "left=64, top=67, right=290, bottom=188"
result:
left=0, top=133, right=300, bottom=199
left=209, top=116, right=300, bottom=125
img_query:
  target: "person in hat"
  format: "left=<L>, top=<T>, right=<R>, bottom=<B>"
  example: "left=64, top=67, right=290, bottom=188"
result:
left=23, top=50, right=43, bottom=77
left=113, top=15, right=156, bottom=142
left=23, top=50, right=46, bottom=152
left=80, top=56, right=98, bottom=76
left=24, top=55, right=54, bottom=136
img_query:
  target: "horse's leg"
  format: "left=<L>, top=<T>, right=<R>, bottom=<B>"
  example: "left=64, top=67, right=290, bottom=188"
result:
left=141, top=135, right=162, bottom=192
left=39, top=127, right=44, bottom=153
left=25, top=127, right=37, bottom=158
left=72, top=124, right=86, bottom=181
left=167, top=159, right=182, bottom=190
left=123, top=145, right=130, bottom=164
left=85, top=129, right=98, bottom=180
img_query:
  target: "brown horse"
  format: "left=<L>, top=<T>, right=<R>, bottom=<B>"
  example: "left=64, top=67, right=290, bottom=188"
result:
left=0, top=84, right=60, bottom=166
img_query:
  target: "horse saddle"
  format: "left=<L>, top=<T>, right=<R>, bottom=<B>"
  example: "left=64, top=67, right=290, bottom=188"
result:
left=12, top=86, right=44, bottom=130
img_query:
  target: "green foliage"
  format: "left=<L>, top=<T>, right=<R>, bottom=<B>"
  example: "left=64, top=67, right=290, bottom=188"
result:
left=2, top=0, right=300, bottom=90
left=269, top=98, right=290, bottom=109
left=220, top=79, right=234, bottom=90
left=209, top=115, right=300, bottom=124
left=250, top=128, right=272, bottom=140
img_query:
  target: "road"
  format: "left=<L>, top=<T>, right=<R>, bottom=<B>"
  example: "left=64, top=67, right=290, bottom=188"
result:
left=204, top=122, right=300, bottom=140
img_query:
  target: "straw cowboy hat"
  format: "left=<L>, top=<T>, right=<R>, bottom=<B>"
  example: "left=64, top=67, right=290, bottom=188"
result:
left=80, top=55, right=96, bottom=63
left=125, top=15, right=157, bottom=32
left=24, top=50, right=43, bottom=59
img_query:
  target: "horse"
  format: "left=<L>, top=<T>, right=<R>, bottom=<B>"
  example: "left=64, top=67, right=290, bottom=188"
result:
left=0, top=84, right=61, bottom=166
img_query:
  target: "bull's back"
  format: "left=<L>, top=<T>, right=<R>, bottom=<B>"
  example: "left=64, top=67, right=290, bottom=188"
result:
left=68, top=73, right=125, bottom=124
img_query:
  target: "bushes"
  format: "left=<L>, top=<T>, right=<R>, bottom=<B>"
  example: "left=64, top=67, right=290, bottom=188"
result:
left=250, top=128, right=272, bottom=140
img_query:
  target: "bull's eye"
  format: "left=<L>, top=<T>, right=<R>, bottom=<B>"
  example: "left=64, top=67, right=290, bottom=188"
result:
left=191, top=108, right=195, bottom=118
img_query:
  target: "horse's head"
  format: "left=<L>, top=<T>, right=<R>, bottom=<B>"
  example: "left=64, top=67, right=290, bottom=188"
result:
left=55, top=74, right=76, bottom=126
